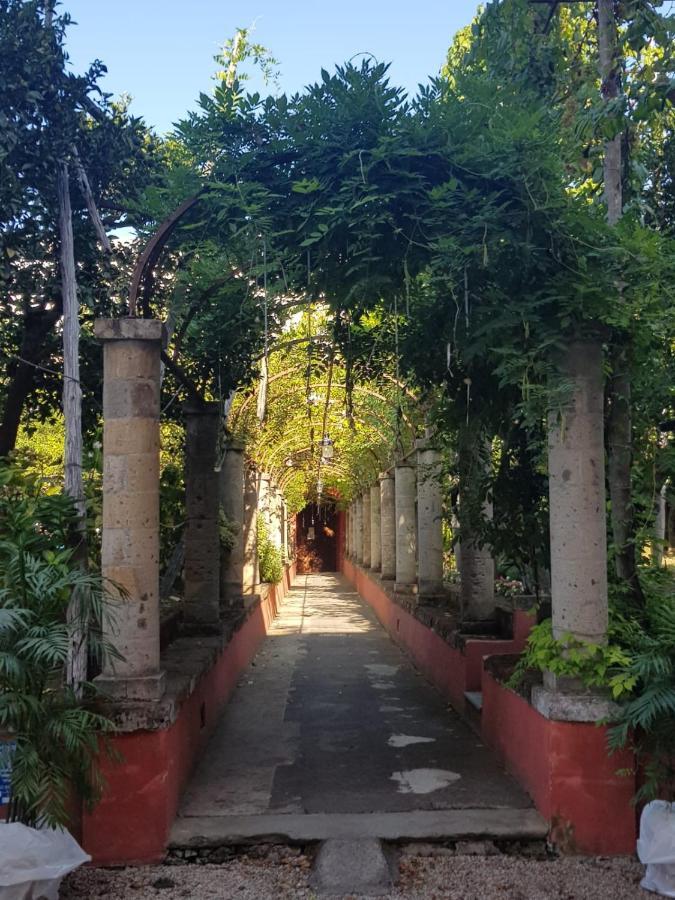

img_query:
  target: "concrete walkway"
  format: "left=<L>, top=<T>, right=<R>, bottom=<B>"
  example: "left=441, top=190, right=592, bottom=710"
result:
left=174, top=574, right=540, bottom=843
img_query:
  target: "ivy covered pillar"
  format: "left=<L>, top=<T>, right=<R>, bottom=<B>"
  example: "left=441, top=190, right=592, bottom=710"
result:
left=534, top=341, right=610, bottom=717
left=183, top=402, right=221, bottom=629
left=219, top=438, right=245, bottom=608
left=416, top=439, right=444, bottom=598
left=242, top=466, right=259, bottom=594
left=370, top=483, right=381, bottom=572
left=362, top=489, right=372, bottom=568
left=380, top=471, right=396, bottom=581
left=95, top=318, right=165, bottom=701
left=395, top=462, right=417, bottom=593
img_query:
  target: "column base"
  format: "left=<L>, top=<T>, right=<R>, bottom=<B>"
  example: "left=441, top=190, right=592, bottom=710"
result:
left=394, top=582, right=418, bottom=595
left=532, top=672, right=617, bottom=722
left=418, top=585, right=446, bottom=604
left=95, top=671, right=166, bottom=702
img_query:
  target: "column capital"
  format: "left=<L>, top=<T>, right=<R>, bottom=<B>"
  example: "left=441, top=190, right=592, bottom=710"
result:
left=95, top=317, right=167, bottom=345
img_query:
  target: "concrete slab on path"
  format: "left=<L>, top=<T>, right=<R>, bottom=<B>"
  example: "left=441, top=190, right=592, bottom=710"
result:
left=176, top=573, right=538, bottom=839
left=170, top=809, right=548, bottom=847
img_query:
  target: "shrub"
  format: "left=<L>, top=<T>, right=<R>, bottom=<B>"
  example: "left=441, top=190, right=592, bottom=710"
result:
left=256, top=518, right=283, bottom=584
left=0, top=459, right=119, bottom=827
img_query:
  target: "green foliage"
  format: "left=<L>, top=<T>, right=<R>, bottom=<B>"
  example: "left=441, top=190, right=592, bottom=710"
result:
left=256, top=518, right=283, bottom=584
left=0, top=0, right=164, bottom=450
left=218, top=509, right=239, bottom=552
left=608, top=570, right=675, bottom=802
left=0, top=458, right=119, bottom=827
left=508, top=620, right=632, bottom=697
left=159, top=423, right=185, bottom=572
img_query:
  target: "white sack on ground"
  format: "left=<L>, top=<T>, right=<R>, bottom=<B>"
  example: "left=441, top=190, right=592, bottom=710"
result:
left=0, top=823, right=90, bottom=900
left=638, top=800, right=675, bottom=898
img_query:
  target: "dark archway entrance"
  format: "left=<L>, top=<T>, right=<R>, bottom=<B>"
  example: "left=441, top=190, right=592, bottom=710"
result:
left=296, top=502, right=337, bottom=572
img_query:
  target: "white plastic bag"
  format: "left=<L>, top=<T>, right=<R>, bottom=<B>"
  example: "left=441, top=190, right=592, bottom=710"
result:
left=0, top=823, right=90, bottom=900
left=638, top=800, right=675, bottom=897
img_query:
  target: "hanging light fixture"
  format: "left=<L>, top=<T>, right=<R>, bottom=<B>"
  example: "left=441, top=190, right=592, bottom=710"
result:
left=319, top=435, right=334, bottom=462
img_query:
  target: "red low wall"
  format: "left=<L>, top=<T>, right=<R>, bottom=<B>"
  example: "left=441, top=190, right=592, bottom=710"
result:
left=343, top=558, right=532, bottom=711
left=344, top=559, right=637, bottom=855
left=82, top=564, right=295, bottom=865
left=482, top=669, right=636, bottom=854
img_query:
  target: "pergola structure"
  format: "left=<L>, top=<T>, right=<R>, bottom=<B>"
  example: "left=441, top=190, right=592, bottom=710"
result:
left=79, top=310, right=635, bottom=865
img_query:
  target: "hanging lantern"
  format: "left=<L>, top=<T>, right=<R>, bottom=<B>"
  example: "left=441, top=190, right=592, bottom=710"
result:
left=320, top=435, right=334, bottom=462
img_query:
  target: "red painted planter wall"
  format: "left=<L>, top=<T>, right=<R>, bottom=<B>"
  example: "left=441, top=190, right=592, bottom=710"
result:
left=342, top=558, right=532, bottom=710
left=482, top=669, right=637, bottom=854
left=343, top=559, right=637, bottom=855
left=82, top=564, right=295, bottom=866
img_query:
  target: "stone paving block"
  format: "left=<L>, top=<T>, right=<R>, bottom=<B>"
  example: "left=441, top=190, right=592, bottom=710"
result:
left=310, top=838, right=393, bottom=896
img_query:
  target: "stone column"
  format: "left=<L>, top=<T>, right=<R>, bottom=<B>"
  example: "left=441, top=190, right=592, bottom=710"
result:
left=95, top=318, right=165, bottom=701
left=345, top=507, right=351, bottom=558
left=219, top=438, right=245, bottom=607
left=355, top=496, right=364, bottom=564
left=268, top=484, right=282, bottom=550
left=258, top=474, right=272, bottom=531
left=370, top=483, right=381, bottom=572
left=457, top=434, right=495, bottom=622
left=183, top=403, right=221, bottom=629
left=548, top=342, right=608, bottom=644
left=533, top=341, right=610, bottom=720
left=380, top=472, right=396, bottom=581
left=362, top=490, right=372, bottom=568
left=281, top=499, right=288, bottom=561
left=350, top=500, right=356, bottom=560
left=417, top=440, right=444, bottom=598
left=395, top=462, right=417, bottom=592
left=458, top=523, right=495, bottom=621
left=242, top=467, right=259, bottom=594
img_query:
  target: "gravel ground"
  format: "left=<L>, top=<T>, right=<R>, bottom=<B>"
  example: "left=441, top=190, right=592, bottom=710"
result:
left=60, top=846, right=650, bottom=899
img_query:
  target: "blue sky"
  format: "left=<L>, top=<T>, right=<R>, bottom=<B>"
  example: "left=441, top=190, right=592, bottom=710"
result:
left=62, top=1, right=482, bottom=134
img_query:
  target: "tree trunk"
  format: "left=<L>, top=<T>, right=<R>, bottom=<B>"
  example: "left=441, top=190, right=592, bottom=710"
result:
left=598, top=0, right=622, bottom=227
left=598, top=0, right=643, bottom=602
left=57, top=161, right=88, bottom=691
left=607, top=344, right=643, bottom=602
left=0, top=304, right=62, bottom=457
left=654, top=481, right=667, bottom=567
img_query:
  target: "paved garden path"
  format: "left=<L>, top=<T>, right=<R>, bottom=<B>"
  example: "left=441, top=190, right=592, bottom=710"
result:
left=174, top=573, right=540, bottom=843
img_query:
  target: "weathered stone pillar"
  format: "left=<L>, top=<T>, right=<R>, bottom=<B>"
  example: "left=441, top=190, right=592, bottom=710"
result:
left=269, top=484, right=282, bottom=550
left=362, top=490, right=372, bottom=568
left=380, top=472, right=396, bottom=580
left=281, top=499, right=288, bottom=561
left=242, top=467, right=259, bottom=594
left=258, top=473, right=272, bottom=530
left=533, top=342, right=610, bottom=720
left=457, top=433, right=495, bottom=622
left=349, top=500, right=356, bottom=560
left=458, top=522, right=495, bottom=621
left=95, top=318, right=165, bottom=701
left=183, top=402, right=220, bottom=629
left=355, top=496, right=364, bottom=564
left=416, top=440, right=444, bottom=598
left=345, top=507, right=351, bottom=558
left=370, top=483, right=381, bottom=572
left=219, top=438, right=245, bottom=607
left=395, top=462, right=417, bottom=592
left=548, top=342, right=608, bottom=644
